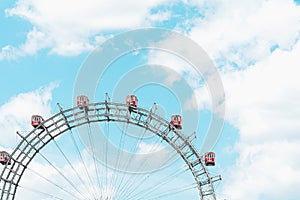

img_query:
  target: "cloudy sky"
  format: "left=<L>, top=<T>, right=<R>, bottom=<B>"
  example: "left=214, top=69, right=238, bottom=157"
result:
left=1, top=0, right=300, bottom=199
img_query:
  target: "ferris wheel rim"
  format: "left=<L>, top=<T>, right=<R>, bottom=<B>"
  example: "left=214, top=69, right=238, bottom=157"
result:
left=0, top=101, right=219, bottom=200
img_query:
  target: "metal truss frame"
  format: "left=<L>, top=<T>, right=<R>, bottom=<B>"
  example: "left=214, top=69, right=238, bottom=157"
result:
left=0, top=101, right=220, bottom=200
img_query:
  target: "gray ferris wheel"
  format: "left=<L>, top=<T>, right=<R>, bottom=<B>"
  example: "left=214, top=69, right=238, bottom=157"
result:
left=0, top=94, right=221, bottom=200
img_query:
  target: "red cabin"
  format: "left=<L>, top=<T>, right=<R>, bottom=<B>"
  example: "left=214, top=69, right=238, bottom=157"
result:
left=31, top=115, right=44, bottom=128
left=126, top=95, right=138, bottom=107
left=77, top=95, right=89, bottom=108
left=0, top=151, right=11, bottom=165
left=204, top=152, right=215, bottom=166
left=170, top=115, right=182, bottom=129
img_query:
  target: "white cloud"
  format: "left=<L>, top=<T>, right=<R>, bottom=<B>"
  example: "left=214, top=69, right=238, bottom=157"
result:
left=143, top=1, right=300, bottom=198
left=21, top=27, right=58, bottom=56
left=147, top=51, right=192, bottom=86
left=146, top=50, right=215, bottom=114
left=222, top=140, right=300, bottom=200
left=0, top=83, right=58, bottom=147
left=190, top=0, right=300, bottom=68
left=223, top=41, right=300, bottom=143
left=2, top=0, right=167, bottom=58
left=183, top=85, right=211, bottom=111
left=137, top=142, right=165, bottom=154
left=134, top=142, right=176, bottom=173
left=146, top=35, right=225, bottom=115
left=146, top=11, right=171, bottom=22
left=0, top=28, right=56, bottom=59
left=219, top=34, right=300, bottom=199
left=0, top=45, right=20, bottom=60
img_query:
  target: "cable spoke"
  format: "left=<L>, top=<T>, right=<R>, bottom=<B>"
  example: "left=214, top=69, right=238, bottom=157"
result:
left=113, top=124, right=155, bottom=199
left=108, top=122, right=127, bottom=199
left=123, top=165, right=189, bottom=200
left=115, top=138, right=168, bottom=199
left=68, top=129, right=98, bottom=199
left=87, top=123, right=103, bottom=199
left=35, top=150, right=88, bottom=200
left=18, top=184, right=66, bottom=200
left=25, top=167, right=82, bottom=200
left=52, top=137, right=93, bottom=197
left=142, top=184, right=197, bottom=200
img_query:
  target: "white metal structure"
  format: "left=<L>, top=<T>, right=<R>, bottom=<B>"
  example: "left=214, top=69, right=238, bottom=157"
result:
left=0, top=100, right=220, bottom=200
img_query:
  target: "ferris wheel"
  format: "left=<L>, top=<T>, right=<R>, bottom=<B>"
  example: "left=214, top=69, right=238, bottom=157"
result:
left=0, top=94, right=221, bottom=200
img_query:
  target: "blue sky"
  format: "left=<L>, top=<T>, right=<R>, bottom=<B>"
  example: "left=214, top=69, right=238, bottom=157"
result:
left=1, top=0, right=300, bottom=200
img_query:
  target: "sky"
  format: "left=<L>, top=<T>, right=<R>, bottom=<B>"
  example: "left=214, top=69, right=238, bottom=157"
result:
left=1, top=0, right=300, bottom=200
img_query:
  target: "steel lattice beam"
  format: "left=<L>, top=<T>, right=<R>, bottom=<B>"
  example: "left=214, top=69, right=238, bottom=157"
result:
left=0, top=102, right=220, bottom=200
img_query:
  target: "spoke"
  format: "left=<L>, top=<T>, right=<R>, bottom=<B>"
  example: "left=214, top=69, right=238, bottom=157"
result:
left=115, top=139, right=167, bottom=199
left=124, top=165, right=189, bottom=200
left=18, top=185, right=65, bottom=200
left=36, top=150, right=88, bottom=200
left=68, top=129, right=98, bottom=199
left=108, top=122, right=127, bottom=198
left=87, top=124, right=103, bottom=199
left=142, top=184, right=197, bottom=200
left=105, top=121, right=110, bottom=199
left=121, top=150, right=181, bottom=200
left=25, top=167, right=82, bottom=200
left=113, top=124, right=151, bottom=199
left=52, top=137, right=93, bottom=197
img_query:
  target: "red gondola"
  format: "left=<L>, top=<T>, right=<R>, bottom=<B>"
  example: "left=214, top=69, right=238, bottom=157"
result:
left=77, top=95, right=89, bottom=108
left=170, top=115, right=182, bottom=129
left=126, top=95, right=138, bottom=107
left=0, top=151, right=11, bottom=165
left=31, top=115, right=44, bottom=128
left=204, top=152, right=215, bottom=166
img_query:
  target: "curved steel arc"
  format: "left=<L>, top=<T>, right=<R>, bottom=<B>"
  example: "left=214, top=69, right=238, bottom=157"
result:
left=0, top=102, right=218, bottom=200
